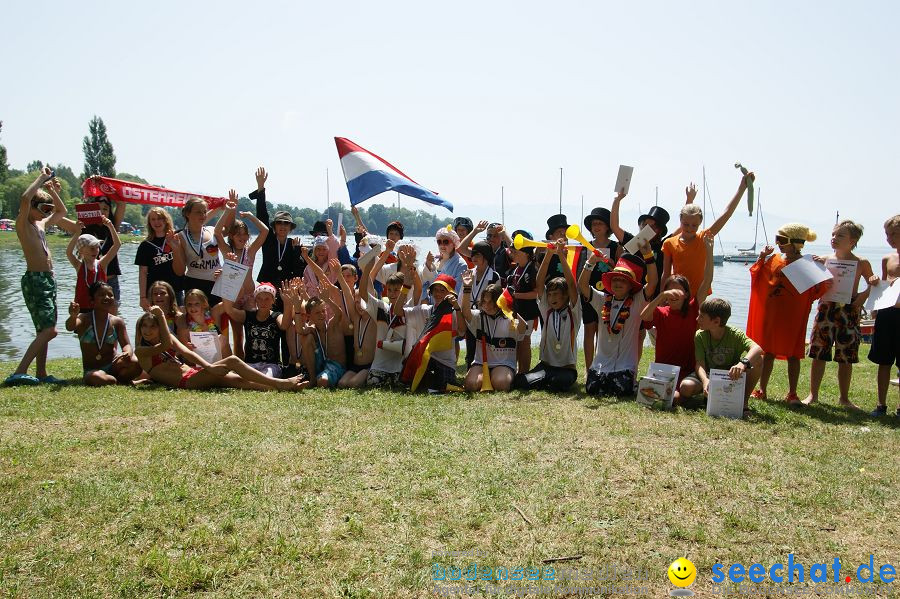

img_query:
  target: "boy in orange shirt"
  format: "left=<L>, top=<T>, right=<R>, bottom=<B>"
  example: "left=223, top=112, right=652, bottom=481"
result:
left=661, top=170, right=754, bottom=297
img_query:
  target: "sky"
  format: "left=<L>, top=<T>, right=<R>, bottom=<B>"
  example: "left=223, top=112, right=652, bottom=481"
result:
left=2, top=0, right=898, bottom=250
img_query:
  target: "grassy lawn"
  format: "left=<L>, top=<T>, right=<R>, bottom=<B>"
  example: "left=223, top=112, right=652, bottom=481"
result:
left=0, top=350, right=898, bottom=598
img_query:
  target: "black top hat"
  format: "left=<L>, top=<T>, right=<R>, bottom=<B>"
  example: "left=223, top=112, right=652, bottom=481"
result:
left=637, top=206, right=670, bottom=237
left=583, top=207, right=611, bottom=232
left=273, top=211, right=297, bottom=230
left=309, top=220, right=328, bottom=236
left=545, top=214, right=570, bottom=240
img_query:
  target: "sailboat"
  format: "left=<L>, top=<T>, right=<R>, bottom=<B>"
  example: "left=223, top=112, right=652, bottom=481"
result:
left=702, top=167, right=726, bottom=265
left=724, top=189, right=767, bottom=263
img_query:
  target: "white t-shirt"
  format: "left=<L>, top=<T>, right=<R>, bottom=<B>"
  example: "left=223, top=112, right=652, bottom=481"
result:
left=403, top=303, right=459, bottom=369
left=468, top=267, right=500, bottom=307
left=588, top=287, right=647, bottom=374
left=536, top=290, right=582, bottom=368
left=465, top=310, right=525, bottom=369
left=367, top=294, right=408, bottom=373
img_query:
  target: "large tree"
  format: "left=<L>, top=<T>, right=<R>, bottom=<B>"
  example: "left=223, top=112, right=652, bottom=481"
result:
left=82, top=115, right=116, bottom=178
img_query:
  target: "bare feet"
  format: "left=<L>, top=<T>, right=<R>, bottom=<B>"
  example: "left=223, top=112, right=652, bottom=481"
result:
left=801, top=394, right=817, bottom=405
left=838, top=399, right=860, bottom=410
left=277, top=376, right=309, bottom=391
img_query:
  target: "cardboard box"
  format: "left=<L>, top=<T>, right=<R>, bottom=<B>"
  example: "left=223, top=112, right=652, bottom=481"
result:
left=636, top=362, right=680, bottom=409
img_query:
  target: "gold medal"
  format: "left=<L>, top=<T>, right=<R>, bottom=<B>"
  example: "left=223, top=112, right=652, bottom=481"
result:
left=96, top=353, right=103, bottom=360
left=348, top=323, right=354, bottom=330
left=356, top=350, right=363, bottom=359
left=277, top=265, right=283, bottom=271
left=554, top=342, right=561, bottom=350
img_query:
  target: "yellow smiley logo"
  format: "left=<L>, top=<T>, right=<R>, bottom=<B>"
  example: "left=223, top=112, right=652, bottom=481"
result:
left=668, top=557, right=697, bottom=587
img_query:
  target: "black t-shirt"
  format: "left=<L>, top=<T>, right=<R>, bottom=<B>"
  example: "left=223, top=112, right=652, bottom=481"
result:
left=507, top=261, right=541, bottom=321
left=243, top=310, right=282, bottom=364
left=251, top=188, right=304, bottom=288
left=492, top=241, right=512, bottom=281
left=134, top=237, right=183, bottom=294
left=84, top=223, right=121, bottom=277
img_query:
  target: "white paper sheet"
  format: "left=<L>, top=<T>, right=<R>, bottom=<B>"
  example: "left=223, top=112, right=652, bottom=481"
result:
left=707, top=369, right=746, bottom=420
left=780, top=255, right=833, bottom=294
left=614, top=165, right=634, bottom=195
left=821, top=259, right=857, bottom=304
left=624, top=224, right=656, bottom=255
left=190, top=331, right=221, bottom=364
left=865, top=280, right=900, bottom=311
left=211, top=259, right=251, bottom=303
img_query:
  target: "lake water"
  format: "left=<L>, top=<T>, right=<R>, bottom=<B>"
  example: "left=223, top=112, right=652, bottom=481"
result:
left=0, top=235, right=888, bottom=361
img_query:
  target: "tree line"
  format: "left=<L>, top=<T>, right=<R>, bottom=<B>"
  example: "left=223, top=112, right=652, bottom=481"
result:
left=0, top=117, right=452, bottom=236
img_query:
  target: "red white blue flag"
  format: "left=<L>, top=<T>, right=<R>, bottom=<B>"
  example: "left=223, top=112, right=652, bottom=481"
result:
left=334, top=137, right=453, bottom=212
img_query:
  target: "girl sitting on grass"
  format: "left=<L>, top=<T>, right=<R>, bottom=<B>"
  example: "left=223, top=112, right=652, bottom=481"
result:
left=148, top=281, right=181, bottom=334
left=220, top=282, right=294, bottom=378
left=460, top=272, right=527, bottom=392
left=135, top=305, right=306, bottom=391
left=176, top=288, right=231, bottom=360
left=640, top=234, right=714, bottom=395
left=66, top=282, right=142, bottom=386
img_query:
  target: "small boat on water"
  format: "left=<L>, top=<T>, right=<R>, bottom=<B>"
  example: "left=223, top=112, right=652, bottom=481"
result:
left=724, top=188, right=767, bottom=264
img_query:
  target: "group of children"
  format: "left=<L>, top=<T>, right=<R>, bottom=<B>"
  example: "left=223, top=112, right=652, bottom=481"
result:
left=7, top=166, right=900, bottom=419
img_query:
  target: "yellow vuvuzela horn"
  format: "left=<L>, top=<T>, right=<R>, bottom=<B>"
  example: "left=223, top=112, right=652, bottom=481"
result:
left=480, top=336, right=494, bottom=392
left=513, top=233, right=583, bottom=251
left=565, top=224, right=600, bottom=255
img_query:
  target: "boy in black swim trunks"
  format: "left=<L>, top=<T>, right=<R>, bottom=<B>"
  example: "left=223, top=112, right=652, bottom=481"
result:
left=869, top=215, right=900, bottom=417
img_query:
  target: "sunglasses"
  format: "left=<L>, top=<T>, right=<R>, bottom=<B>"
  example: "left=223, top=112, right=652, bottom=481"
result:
left=775, top=235, right=805, bottom=245
left=437, top=239, right=453, bottom=246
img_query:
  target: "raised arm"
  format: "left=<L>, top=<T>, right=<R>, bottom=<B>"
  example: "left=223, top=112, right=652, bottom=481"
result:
left=707, top=171, right=754, bottom=237
left=695, top=234, right=715, bottom=304
left=350, top=205, right=366, bottom=234
left=460, top=269, right=475, bottom=323
left=457, top=220, right=487, bottom=258
left=640, top=289, right=675, bottom=322
left=365, top=240, right=395, bottom=297
left=557, top=240, right=578, bottom=307
left=251, top=167, right=269, bottom=225
left=98, top=217, right=121, bottom=271
left=135, top=306, right=173, bottom=360
left=43, top=178, right=71, bottom=229
left=220, top=298, right=247, bottom=323
left=610, top=189, right=627, bottom=242
left=214, top=191, right=238, bottom=250
left=18, top=167, right=53, bottom=227
left=65, top=231, right=81, bottom=269
left=65, top=301, right=82, bottom=332
left=641, top=239, right=658, bottom=299
left=535, top=241, right=554, bottom=293
left=577, top=244, right=600, bottom=301
left=170, top=229, right=186, bottom=276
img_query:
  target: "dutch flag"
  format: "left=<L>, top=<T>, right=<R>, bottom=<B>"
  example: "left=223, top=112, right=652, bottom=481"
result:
left=335, top=137, right=453, bottom=213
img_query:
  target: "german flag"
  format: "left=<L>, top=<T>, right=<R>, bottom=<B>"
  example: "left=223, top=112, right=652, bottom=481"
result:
left=400, top=300, right=456, bottom=391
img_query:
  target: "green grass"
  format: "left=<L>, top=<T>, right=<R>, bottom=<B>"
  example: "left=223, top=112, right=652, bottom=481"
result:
left=1, top=350, right=898, bottom=598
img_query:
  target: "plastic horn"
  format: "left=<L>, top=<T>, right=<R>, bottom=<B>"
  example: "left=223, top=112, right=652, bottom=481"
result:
left=565, top=224, right=600, bottom=256
left=513, top=233, right=551, bottom=251
left=480, top=336, right=494, bottom=392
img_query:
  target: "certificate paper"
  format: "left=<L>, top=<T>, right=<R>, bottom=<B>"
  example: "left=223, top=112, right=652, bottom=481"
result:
left=865, top=280, right=900, bottom=311
left=624, top=224, right=656, bottom=255
left=614, top=165, right=634, bottom=195
left=190, top=331, right=221, bottom=364
left=781, top=255, right=833, bottom=295
left=821, top=259, right=857, bottom=304
left=707, top=369, right=745, bottom=420
left=211, top=259, right=251, bottom=303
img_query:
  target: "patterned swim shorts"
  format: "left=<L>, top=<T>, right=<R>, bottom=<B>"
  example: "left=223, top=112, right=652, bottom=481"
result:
left=808, top=301, right=860, bottom=363
left=21, top=271, right=57, bottom=332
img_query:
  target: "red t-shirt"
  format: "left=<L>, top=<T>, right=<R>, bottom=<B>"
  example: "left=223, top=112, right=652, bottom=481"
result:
left=75, top=259, right=108, bottom=310
left=651, top=298, right=699, bottom=381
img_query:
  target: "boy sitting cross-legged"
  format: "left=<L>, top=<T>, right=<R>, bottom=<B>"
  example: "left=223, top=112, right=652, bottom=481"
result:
left=679, top=298, right=763, bottom=416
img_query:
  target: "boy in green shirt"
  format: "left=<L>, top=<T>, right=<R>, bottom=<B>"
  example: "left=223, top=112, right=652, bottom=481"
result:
left=680, top=298, right=763, bottom=411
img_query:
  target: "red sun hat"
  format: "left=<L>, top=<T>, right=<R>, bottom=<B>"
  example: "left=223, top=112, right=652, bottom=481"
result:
left=600, top=254, right=646, bottom=295
left=429, top=274, right=457, bottom=295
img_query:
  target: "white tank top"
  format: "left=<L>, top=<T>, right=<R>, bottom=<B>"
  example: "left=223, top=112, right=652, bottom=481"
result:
left=181, top=227, right=220, bottom=281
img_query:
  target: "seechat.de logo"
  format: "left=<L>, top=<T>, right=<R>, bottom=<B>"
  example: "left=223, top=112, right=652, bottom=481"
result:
left=711, top=555, right=896, bottom=585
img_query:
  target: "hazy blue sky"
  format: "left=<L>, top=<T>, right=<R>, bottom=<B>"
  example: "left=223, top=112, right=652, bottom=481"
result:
left=2, top=0, right=898, bottom=248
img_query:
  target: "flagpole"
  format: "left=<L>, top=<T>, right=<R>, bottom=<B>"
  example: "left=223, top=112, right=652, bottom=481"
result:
left=558, top=168, right=563, bottom=214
